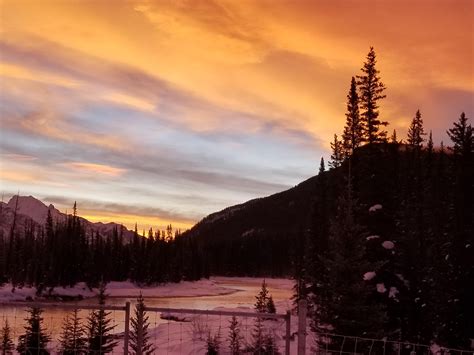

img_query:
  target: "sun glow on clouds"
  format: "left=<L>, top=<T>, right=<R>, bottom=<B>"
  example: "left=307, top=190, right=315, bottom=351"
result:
left=16, top=111, right=127, bottom=152
left=62, top=162, right=126, bottom=177
left=0, top=168, right=69, bottom=188
left=80, top=210, right=194, bottom=234
left=103, top=93, right=156, bottom=113
left=0, top=62, right=79, bottom=88
left=1, top=170, right=39, bottom=184
left=0, top=0, right=472, bottom=230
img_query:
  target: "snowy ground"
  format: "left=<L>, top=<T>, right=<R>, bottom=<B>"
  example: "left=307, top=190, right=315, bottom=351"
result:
left=0, top=277, right=295, bottom=302
left=113, top=305, right=304, bottom=355
left=0, top=278, right=241, bottom=301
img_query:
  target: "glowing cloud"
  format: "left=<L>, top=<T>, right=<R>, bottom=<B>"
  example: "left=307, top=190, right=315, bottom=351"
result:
left=62, top=162, right=126, bottom=177
left=1, top=170, right=39, bottom=184
left=103, top=92, right=156, bottom=112
left=0, top=62, right=79, bottom=88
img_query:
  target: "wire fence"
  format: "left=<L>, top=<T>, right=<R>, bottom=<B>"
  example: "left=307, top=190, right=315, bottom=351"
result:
left=0, top=302, right=292, bottom=354
left=144, top=306, right=291, bottom=354
left=1, top=300, right=473, bottom=355
left=308, top=331, right=474, bottom=355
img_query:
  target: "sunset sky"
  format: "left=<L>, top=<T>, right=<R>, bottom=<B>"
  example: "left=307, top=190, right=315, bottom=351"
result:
left=0, top=0, right=473, bottom=231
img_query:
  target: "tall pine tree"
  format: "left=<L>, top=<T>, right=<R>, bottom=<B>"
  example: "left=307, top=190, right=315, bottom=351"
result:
left=342, top=77, right=363, bottom=156
left=427, top=131, right=434, bottom=154
left=129, top=293, right=154, bottom=355
left=17, top=307, right=51, bottom=355
left=329, top=134, right=344, bottom=169
left=227, top=316, right=242, bottom=355
left=407, top=109, right=426, bottom=149
left=390, top=129, right=399, bottom=144
left=357, top=47, right=387, bottom=144
left=86, top=283, right=117, bottom=354
left=58, top=309, right=86, bottom=354
left=255, top=280, right=270, bottom=313
left=0, top=320, right=14, bottom=355
left=447, top=112, right=473, bottom=156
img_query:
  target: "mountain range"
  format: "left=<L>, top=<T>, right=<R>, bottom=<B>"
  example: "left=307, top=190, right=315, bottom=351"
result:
left=0, top=195, right=134, bottom=241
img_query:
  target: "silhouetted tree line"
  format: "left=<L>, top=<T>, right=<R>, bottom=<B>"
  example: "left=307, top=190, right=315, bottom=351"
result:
left=0, top=204, right=208, bottom=290
left=295, top=47, right=473, bottom=350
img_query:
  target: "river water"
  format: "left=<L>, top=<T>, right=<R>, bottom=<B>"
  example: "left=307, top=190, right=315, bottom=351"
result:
left=0, top=277, right=294, bottom=344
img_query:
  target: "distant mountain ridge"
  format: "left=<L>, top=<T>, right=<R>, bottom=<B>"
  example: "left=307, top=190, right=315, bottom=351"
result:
left=188, top=175, right=317, bottom=239
left=0, top=195, right=134, bottom=241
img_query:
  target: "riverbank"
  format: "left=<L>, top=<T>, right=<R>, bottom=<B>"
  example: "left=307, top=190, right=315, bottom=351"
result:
left=0, top=279, right=236, bottom=301
left=0, top=277, right=293, bottom=302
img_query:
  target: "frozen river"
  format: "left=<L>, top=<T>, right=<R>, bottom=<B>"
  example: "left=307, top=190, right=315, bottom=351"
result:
left=0, top=277, right=294, bottom=346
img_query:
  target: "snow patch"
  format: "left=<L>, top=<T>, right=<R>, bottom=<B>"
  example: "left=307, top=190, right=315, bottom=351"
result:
left=368, top=204, right=383, bottom=212
left=241, top=228, right=264, bottom=237
left=7, top=195, right=62, bottom=225
left=363, top=271, right=376, bottom=281
left=160, top=312, right=191, bottom=322
left=366, top=235, right=380, bottom=241
left=0, top=285, right=37, bottom=301
left=430, top=343, right=444, bottom=355
left=389, top=287, right=399, bottom=299
left=105, top=279, right=237, bottom=298
left=0, top=282, right=95, bottom=301
left=382, top=240, right=395, bottom=249
left=202, top=203, right=249, bottom=224
left=396, top=273, right=409, bottom=287
left=376, top=283, right=387, bottom=293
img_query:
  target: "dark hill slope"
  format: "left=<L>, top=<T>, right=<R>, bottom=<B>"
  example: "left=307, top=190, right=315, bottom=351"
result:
left=183, top=166, right=339, bottom=276
left=191, top=174, right=317, bottom=240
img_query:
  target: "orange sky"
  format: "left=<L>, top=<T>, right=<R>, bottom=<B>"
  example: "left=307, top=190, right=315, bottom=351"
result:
left=0, top=0, right=473, bottom=231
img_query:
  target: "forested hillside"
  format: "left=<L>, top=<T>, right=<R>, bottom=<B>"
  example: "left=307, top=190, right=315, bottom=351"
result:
left=182, top=173, right=319, bottom=276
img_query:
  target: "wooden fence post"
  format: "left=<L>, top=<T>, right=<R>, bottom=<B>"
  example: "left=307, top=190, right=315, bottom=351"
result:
left=297, top=299, right=307, bottom=355
left=285, top=310, right=291, bottom=355
left=123, top=301, right=131, bottom=355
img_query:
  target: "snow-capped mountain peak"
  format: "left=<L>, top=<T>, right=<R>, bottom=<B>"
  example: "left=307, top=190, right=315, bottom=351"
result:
left=7, top=195, right=62, bottom=225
